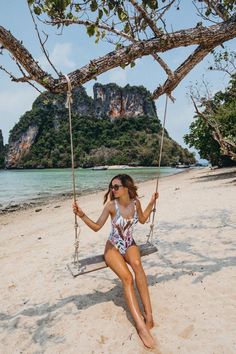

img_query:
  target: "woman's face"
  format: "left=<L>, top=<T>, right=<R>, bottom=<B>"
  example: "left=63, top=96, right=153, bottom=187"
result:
left=110, top=178, right=127, bottom=198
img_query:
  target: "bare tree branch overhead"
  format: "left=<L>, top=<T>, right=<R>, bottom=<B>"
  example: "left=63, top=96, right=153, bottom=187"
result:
left=0, top=0, right=236, bottom=99
left=202, top=0, right=229, bottom=20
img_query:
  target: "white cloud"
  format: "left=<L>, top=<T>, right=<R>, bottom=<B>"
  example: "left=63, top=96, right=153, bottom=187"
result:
left=155, top=93, right=196, bottom=148
left=108, top=67, right=128, bottom=86
left=0, top=87, right=38, bottom=142
left=38, top=43, right=76, bottom=72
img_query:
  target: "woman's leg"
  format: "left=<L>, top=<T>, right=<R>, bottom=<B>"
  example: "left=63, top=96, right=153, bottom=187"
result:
left=124, top=245, right=154, bottom=329
left=104, top=241, right=155, bottom=348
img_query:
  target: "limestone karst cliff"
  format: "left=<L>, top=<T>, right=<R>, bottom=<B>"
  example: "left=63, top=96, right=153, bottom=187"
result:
left=93, top=83, right=156, bottom=120
left=6, top=125, right=38, bottom=169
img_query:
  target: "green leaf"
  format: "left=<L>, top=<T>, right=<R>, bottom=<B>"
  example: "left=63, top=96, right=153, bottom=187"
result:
left=66, top=12, right=74, bottom=19
left=117, top=8, right=128, bottom=22
left=87, top=24, right=96, bottom=37
left=103, top=7, right=109, bottom=15
left=95, top=30, right=100, bottom=43
left=90, top=0, right=98, bottom=12
left=124, top=22, right=130, bottom=34
left=120, top=63, right=127, bottom=69
left=116, top=43, right=122, bottom=50
left=146, top=0, right=158, bottom=10
left=108, top=1, right=115, bottom=10
left=33, top=5, right=42, bottom=15
left=75, top=4, right=81, bottom=12
left=98, top=9, right=103, bottom=19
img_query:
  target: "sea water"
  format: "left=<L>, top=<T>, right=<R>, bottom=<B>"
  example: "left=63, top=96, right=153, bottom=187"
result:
left=0, top=167, right=183, bottom=209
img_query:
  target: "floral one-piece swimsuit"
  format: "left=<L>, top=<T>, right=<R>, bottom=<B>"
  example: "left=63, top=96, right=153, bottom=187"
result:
left=108, top=199, right=138, bottom=255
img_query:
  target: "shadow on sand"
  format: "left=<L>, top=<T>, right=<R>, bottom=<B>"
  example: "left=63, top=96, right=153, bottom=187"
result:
left=193, top=169, right=236, bottom=183
left=1, top=204, right=236, bottom=349
left=1, top=239, right=236, bottom=349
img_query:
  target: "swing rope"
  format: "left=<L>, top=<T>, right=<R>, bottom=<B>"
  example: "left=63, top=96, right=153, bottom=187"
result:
left=64, top=74, right=80, bottom=268
left=146, top=94, right=169, bottom=245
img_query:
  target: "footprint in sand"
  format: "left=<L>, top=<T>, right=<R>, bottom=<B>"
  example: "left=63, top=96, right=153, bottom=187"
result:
left=178, top=324, right=194, bottom=339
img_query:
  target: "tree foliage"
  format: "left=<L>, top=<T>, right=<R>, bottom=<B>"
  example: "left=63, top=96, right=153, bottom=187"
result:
left=184, top=72, right=236, bottom=166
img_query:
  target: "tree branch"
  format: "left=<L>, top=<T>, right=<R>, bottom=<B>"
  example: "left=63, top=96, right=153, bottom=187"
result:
left=0, top=26, right=55, bottom=90
left=202, top=0, right=229, bottom=21
left=156, top=0, right=177, bottom=23
left=191, top=95, right=236, bottom=159
left=129, top=0, right=162, bottom=37
left=152, top=52, right=174, bottom=78
left=46, top=18, right=133, bottom=41
left=128, top=0, right=175, bottom=77
left=28, top=4, right=61, bottom=77
left=1, top=14, right=236, bottom=95
left=0, top=64, right=42, bottom=93
left=152, top=43, right=216, bottom=99
left=54, top=15, right=236, bottom=93
left=48, top=18, right=174, bottom=81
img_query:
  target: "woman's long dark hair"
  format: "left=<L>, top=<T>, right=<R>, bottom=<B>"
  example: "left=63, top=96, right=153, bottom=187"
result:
left=103, top=174, right=138, bottom=204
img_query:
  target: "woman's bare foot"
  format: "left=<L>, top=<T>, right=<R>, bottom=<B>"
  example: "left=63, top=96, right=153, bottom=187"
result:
left=144, top=314, right=155, bottom=329
left=137, top=326, right=156, bottom=349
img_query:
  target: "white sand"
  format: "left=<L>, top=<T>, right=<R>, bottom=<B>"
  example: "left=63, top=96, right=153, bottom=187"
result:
left=0, top=167, right=236, bottom=354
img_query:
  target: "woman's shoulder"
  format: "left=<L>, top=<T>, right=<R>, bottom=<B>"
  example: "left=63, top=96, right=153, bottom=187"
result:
left=104, top=200, right=116, bottom=211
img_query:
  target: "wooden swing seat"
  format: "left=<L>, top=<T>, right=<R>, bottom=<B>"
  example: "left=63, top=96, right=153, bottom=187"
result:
left=67, top=242, right=158, bottom=277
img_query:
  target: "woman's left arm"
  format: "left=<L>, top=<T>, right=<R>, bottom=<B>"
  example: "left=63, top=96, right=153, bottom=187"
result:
left=136, top=192, right=159, bottom=224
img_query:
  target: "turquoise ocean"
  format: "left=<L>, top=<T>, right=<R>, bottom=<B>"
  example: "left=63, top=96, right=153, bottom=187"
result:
left=0, top=167, right=184, bottom=209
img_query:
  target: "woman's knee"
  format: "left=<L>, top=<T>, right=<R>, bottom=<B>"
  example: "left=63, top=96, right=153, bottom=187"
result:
left=121, top=270, right=133, bottom=286
left=130, top=259, right=143, bottom=273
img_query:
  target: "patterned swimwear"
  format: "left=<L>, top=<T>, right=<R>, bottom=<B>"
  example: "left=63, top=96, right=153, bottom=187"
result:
left=108, top=199, right=138, bottom=255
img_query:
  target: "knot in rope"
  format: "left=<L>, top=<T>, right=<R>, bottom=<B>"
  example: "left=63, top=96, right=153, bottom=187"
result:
left=74, top=240, right=80, bottom=250
left=66, top=91, right=73, bottom=108
left=146, top=225, right=154, bottom=244
left=65, top=74, right=73, bottom=108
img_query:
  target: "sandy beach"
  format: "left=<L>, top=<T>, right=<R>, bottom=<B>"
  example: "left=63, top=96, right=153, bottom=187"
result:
left=0, top=167, right=236, bottom=354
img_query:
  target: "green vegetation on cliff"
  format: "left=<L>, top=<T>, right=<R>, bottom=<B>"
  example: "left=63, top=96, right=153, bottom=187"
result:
left=11, top=114, right=194, bottom=168
left=7, top=86, right=195, bottom=168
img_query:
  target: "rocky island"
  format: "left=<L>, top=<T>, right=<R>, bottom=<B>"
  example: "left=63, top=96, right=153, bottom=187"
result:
left=2, top=83, right=195, bottom=169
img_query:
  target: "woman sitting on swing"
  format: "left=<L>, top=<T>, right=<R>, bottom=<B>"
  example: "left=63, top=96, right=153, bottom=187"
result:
left=73, top=173, right=158, bottom=349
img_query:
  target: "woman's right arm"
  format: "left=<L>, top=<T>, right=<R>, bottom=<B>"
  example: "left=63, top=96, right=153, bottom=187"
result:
left=72, top=201, right=111, bottom=232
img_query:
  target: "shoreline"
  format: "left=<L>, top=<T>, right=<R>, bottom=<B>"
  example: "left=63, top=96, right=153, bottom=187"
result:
left=0, top=166, right=236, bottom=353
left=0, top=167, right=193, bottom=215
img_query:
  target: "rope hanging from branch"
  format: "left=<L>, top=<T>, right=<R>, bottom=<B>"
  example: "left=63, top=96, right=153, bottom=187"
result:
left=64, top=74, right=80, bottom=268
left=146, top=94, right=169, bottom=244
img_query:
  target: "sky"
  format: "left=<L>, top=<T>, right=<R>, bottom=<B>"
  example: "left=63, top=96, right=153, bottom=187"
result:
left=0, top=1, right=235, bottom=161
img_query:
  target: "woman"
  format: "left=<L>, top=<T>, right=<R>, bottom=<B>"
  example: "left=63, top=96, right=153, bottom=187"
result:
left=73, top=174, right=158, bottom=349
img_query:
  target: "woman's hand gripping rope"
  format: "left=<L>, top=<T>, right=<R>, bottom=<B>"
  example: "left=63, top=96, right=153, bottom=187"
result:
left=146, top=192, right=159, bottom=223
left=73, top=201, right=85, bottom=218
left=150, top=192, right=159, bottom=205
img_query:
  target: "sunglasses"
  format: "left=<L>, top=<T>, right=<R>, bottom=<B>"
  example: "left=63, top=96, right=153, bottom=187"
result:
left=110, top=184, right=123, bottom=191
